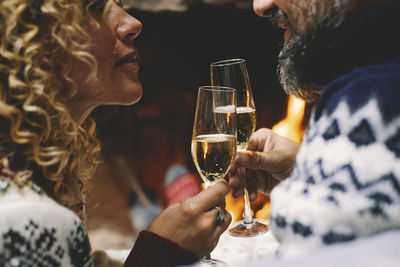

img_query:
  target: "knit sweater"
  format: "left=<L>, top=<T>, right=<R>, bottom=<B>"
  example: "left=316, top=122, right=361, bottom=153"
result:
left=0, top=166, right=197, bottom=266
left=269, top=0, right=400, bottom=259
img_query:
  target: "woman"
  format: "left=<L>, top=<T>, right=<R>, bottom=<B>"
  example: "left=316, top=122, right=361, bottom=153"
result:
left=0, top=0, right=231, bottom=266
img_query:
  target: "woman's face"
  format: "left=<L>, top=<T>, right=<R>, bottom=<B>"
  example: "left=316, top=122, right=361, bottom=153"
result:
left=70, top=1, right=143, bottom=109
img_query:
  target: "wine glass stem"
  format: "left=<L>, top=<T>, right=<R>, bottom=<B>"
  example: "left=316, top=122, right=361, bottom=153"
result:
left=243, top=187, right=253, bottom=224
left=240, top=167, right=254, bottom=224
left=202, top=183, right=213, bottom=262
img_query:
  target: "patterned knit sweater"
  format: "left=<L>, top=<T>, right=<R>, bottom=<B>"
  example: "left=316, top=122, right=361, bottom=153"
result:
left=0, top=168, right=93, bottom=266
left=0, top=165, right=197, bottom=267
left=269, top=0, right=400, bottom=259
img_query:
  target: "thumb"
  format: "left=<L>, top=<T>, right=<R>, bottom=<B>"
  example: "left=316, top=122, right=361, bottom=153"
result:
left=191, top=181, right=229, bottom=211
left=236, top=150, right=276, bottom=171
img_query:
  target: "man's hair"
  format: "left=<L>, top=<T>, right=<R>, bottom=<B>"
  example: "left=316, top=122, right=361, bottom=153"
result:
left=0, top=0, right=114, bottom=219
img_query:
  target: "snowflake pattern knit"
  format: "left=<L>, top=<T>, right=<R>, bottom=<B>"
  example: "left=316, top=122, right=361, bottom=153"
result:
left=0, top=167, right=93, bottom=267
left=269, top=58, right=400, bottom=258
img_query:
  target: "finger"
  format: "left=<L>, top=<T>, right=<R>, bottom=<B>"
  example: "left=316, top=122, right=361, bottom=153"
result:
left=229, top=175, right=244, bottom=199
left=246, top=128, right=271, bottom=151
left=206, top=207, right=221, bottom=226
left=246, top=176, right=258, bottom=202
left=203, top=207, right=227, bottom=230
left=239, top=168, right=258, bottom=202
left=190, top=181, right=229, bottom=211
left=219, top=200, right=226, bottom=210
left=229, top=156, right=239, bottom=172
left=236, top=150, right=279, bottom=171
left=228, top=158, right=241, bottom=180
left=228, top=174, right=242, bottom=191
left=214, top=209, right=232, bottom=235
left=231, top=187, right=243, bottom=199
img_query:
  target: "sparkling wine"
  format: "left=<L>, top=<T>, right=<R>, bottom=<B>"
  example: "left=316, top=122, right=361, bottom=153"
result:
left=213, top=105, right=236, bottom=133
left=236, top=107, right=256, bottom=151
left=191, top=134, right=236, bottom=185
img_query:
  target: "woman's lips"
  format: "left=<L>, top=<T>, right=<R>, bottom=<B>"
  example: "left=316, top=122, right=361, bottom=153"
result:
left=115, top=58, right=140, bottom=72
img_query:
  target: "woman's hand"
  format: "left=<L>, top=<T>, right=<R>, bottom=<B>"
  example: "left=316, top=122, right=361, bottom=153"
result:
left=147, top=182, right=232, bottom=259
left=229, top=128, right=300, bottom=201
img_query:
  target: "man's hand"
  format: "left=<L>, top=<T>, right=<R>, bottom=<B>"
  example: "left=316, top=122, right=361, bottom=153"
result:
left=147, top=182, right=232, bottom=259
left=229, top=128, right=300, bottom=201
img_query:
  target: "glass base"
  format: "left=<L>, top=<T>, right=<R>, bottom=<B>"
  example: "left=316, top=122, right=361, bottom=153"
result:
left=200, top=257, right=227, bottom=266
left=228, top=219, right=269, bottom=237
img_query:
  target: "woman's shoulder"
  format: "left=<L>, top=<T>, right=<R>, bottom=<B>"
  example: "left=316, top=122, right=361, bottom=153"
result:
left=0, top=166, right=75, bottom=217
left=0, top=177, right=78, bottom=221
left=0, top=169, right=93, bottom=266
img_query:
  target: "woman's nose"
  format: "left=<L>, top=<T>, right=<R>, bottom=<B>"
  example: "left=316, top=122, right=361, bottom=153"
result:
left=253, top=0, right=275, bottom=17
left=116, top=9, right=143, bottom=45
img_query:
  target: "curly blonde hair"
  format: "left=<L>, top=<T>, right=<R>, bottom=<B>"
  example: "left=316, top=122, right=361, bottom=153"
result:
left=0, top=0, right=115, bottom=219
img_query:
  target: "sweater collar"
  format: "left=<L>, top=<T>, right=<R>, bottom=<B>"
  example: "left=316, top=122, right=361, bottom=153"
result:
left=311, top=0, right=400, bottom=86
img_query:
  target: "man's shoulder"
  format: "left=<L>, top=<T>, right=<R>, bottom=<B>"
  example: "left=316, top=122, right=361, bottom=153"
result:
left=339, top=57, right=400, bottom=91
left=314, top=58, right=400, bottom=122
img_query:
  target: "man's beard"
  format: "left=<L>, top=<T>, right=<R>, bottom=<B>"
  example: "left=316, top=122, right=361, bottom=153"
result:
left=272, top=0, right=349, bottom=103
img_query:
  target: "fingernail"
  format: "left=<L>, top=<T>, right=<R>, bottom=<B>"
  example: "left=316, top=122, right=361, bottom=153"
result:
left=239, top=152, right=249, bottom=164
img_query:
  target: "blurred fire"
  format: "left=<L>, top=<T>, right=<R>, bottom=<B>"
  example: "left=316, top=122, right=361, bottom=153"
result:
left=226, top=95, right=306, bottom=223
left=271, top=95, right=306, bottom=143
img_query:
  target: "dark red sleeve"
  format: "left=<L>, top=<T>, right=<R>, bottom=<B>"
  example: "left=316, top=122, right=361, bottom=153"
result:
left=124, top=230, right=198, bottom=267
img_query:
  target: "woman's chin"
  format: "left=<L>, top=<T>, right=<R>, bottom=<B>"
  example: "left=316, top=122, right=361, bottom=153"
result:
left=118, top=89, right=143, bottom=106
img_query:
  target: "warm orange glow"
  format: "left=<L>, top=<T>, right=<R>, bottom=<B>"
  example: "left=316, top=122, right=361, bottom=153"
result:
left=203, top=142, right=208, bottom=161
left=226, top=191, right=270, bottom=223
left=225, top=95, right=306, bottom=223
left=255, top=201, right=271, bottom=219
left=272, top=95, right=306, bottom=143
left=226, top=193, right=244, bottom=223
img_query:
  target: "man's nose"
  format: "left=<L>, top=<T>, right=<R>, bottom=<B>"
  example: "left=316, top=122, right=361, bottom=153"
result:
left=253, top=0, right=275, bottom=17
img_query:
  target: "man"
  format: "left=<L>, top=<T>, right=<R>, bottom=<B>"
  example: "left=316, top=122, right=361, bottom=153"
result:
left=230, top=0, right=400, bottom=260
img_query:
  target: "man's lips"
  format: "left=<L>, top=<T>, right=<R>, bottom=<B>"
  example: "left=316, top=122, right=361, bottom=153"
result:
left=267, top=7, right=291, bottom=41
left=284, top=28, right=291, bottom=41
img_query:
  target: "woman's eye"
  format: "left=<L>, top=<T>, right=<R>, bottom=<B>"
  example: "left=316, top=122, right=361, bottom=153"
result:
left=89, top=0, right=124, bottom=11
left=114, top=0, right=126, bottom=9
left=89, top=0, right=108, bottom=11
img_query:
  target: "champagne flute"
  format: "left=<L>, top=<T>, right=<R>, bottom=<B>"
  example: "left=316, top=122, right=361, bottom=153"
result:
left=191, top=86, right=237, bottom=265
left=210, top=58, right=269, bottom=237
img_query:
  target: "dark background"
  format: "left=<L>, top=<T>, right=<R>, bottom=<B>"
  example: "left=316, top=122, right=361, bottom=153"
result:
left=93, top=3, right=287, bottom=200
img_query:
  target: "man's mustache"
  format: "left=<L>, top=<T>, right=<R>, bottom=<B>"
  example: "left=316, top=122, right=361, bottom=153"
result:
left=267, top=6, right=289, bottom=29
